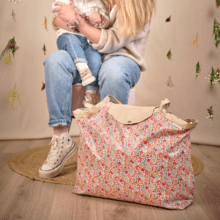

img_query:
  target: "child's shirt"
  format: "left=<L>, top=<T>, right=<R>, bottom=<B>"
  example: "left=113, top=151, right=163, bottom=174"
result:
left=52, top=0, right=110, bottom=38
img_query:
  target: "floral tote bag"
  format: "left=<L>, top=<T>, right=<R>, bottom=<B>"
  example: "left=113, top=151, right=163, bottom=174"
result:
left=72, top=95, right=198, bottom=209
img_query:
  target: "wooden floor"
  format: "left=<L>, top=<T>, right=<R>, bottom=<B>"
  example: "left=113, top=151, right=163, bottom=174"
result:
left=0, top=138, right=220, bottom=220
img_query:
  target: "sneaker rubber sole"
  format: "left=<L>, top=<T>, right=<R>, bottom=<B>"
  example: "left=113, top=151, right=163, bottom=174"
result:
left=83, top=100, right=95, bottom=108
left=39, top=141, right=77, bottom=179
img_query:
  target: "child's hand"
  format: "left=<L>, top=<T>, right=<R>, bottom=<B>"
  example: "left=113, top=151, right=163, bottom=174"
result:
left=89, top=13, right=102, bottom=26
left=53, top=0, right=76, bottom=22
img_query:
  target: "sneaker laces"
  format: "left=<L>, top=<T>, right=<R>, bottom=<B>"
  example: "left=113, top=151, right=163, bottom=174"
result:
left=44, top=136, right=65, bottom=167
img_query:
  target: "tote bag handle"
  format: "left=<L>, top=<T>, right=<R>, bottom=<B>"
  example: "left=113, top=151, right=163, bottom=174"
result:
left=159, top=98, right=198, bottom=129
left=108, top=95, right=122, bottom=104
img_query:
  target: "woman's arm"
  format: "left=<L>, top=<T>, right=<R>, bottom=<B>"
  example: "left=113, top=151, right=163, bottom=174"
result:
left=77, top=19, right=101, bottom=44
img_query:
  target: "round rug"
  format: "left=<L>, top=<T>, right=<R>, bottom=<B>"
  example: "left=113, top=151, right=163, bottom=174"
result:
left=191, top=155, right=204, bottom=176
left=8, top=144, right=204, bottom=186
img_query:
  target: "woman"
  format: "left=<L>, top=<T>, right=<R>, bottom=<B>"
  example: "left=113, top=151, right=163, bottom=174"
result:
left=39, top=0, right=157, bottom=179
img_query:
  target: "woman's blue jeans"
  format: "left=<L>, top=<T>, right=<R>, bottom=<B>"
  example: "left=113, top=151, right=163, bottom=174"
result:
left=43, top=50, right=141, bottom=127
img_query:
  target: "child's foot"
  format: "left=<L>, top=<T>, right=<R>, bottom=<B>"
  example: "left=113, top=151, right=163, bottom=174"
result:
left=83, top=90, right=97, bottom=108
left=76, top=63, right=96, bottom=86
left=39, top=131, right=77, bottom=179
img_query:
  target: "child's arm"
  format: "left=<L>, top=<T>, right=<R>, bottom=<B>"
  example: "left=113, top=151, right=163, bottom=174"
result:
left=52, top=0, right=77, bottom=31
left=85, top=0, right=110, bottom=29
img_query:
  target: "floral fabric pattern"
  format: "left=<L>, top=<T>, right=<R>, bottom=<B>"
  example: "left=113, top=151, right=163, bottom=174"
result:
left=73, top=106, right=195, bottom=210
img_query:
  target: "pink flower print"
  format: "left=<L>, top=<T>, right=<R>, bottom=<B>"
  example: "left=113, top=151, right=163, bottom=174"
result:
left=158, top=153, right=162, bottom=158
left=137, top=178, right=141, bottom=182
left=135, top=166, right=140, bottom=171
left=139, top=150, right=143, bottom=156
left=178, top=177, right=183, bottom=182
left=144, top=124, right=149, bottom=129
left=156, top=180, right=161, bottom=185
left=160, top=165, right=164, bottom=170
left=151, top=174, right=155, bottom=179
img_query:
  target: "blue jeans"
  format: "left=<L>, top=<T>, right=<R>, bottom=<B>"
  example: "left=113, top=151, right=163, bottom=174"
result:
left=57, top=33, right=101, bottom=90
left=44, top=51, right=141, bottom=127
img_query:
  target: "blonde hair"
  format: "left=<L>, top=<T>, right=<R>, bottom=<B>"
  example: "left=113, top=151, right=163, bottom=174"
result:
left=106, top=0, right=157, bottom=37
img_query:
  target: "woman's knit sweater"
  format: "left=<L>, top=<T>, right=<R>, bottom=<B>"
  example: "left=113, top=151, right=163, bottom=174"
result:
left=89, top=5, right=151, bottom=72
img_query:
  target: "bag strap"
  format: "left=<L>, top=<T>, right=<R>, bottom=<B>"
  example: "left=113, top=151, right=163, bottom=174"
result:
left=158, top=98, right=198, bottom=129
left=108, top=95, right=122, bottom=104
left=159, top=98, right=170, bottom=115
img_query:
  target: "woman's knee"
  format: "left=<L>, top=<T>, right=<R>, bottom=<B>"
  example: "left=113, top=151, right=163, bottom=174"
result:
left=99, top=60, right=127, bottom=87
left=99, top=56, right=140, bottom=88
left=44, top=50, right=68, bottom=67
left=44, top=51, right=76, bottom=75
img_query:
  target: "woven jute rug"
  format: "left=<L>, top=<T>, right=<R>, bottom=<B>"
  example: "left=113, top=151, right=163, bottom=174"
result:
left=8, top=143, right=204, bottom=186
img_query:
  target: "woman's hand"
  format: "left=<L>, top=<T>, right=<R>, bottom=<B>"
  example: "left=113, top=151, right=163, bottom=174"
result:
left=52, top=0, right=76, bottom=22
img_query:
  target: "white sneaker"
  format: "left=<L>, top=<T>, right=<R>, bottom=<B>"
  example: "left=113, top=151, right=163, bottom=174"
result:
left=39, top=131, right=77, bottom=179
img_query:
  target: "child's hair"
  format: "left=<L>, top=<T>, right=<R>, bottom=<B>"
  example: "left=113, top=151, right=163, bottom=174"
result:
left=105, top=0, right=157, bottom=37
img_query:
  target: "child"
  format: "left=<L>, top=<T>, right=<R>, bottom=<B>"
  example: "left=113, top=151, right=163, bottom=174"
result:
left=52, top=0, right=110, bottom=108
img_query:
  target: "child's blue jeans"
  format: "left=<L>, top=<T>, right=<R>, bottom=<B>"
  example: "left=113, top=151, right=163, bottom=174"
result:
left=57, top=33, right=101, bottom=91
